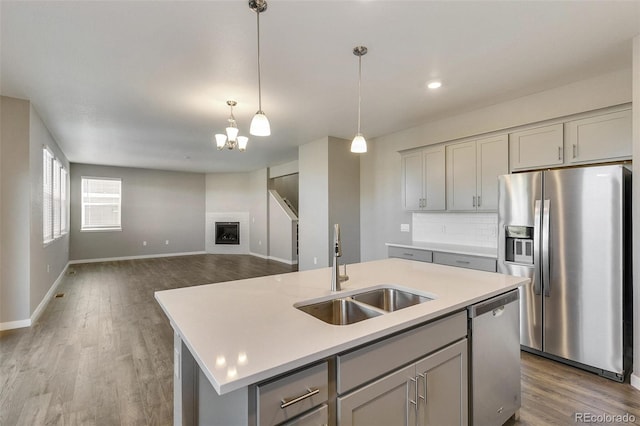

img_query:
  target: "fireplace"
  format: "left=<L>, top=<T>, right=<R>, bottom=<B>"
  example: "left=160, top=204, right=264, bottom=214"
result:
left=215, top=222, right=240, bottom=245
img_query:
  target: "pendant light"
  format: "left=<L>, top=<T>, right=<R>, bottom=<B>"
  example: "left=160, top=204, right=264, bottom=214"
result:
left=249, top=0, right=271, bottom=136
left=351, top=46, right=368, bottom=153
left=214, top=100, right=249, bottom=152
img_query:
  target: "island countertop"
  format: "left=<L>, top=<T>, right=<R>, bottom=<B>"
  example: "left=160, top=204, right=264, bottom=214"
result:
left=155, top=258, right=528, bottom=395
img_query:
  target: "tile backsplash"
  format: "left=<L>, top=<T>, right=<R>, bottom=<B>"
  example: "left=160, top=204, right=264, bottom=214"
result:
left=412, top=212, right=498, bottom=248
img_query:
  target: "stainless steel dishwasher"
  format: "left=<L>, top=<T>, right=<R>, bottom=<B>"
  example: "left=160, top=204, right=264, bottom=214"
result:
left=468, top=289, right=520, bottom=426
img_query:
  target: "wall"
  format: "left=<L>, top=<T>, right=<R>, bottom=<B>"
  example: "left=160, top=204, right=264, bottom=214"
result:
left=249, top=168, right=268, bottom=257
left=328, top=137, right=360, bottom=265
left=268, top=191, right=298, bottom=264
left=360, top=68, right=633, bottom=261
left=298, top=137, right=329, bottom=270
left=269, top=174, right=299, bottom=212
left=0, top=97, right=31, bottom=325
left=70, top=164, right=205, bottom=260
left=631, top=34, right=640, bottom=391
left=29, top=104, right=70, bottom=316
left=205, top=172, right=251, bottom=255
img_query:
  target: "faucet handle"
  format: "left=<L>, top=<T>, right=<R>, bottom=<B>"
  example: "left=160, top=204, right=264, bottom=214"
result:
left=340, top=264, right=349, bottom=282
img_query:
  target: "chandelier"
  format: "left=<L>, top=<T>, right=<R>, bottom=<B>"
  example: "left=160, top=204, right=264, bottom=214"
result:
left=214, top=100, right=249, bottom=152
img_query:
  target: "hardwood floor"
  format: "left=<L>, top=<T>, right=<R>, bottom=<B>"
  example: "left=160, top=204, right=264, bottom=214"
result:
left=1, top=254, right=638, bottom=426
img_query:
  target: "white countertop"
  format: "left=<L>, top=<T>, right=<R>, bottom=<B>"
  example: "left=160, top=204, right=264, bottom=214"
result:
left=386, top=241, right=498, bottom=258
left=155, top=258, right=526, bottom=395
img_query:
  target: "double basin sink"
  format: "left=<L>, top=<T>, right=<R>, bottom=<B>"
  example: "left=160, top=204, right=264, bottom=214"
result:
left=295, top=286, right=434, bottom=326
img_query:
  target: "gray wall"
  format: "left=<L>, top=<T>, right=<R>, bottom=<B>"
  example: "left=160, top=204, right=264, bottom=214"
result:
left=360, top=68, right=633, bottom=262
left=328, top=137, right=360, bottom=265
left=0, top=96, right=70, bottom=326
left=249, top=168, right=268, bottom=257
left=631, top=35, right=640, bottom=390
left=1, top=97, right=31, bottom=324
left=70, top=164, right=205, bottom=260
left=270, top=174, right=299, bottom=213
left=299, top=137, right=329, bottom=270
left=298, top=137, right=360, bottom=270
left=29, top=104, right=70, bottom=314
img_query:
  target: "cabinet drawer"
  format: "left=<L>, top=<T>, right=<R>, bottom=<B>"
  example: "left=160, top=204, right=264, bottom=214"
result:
left=336, top=311, right=467, bottom=394
left=387, top=246, right=433, bottom=262
left=433, top=252, right=496, bottom=272
left=283, top=404, right=328, bottom=426
left=257, top=362, right=328, bottom=426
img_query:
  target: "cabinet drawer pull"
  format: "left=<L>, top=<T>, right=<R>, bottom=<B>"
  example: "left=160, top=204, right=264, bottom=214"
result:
left=280, top=388, right=319, bottom=409
left=403, top=253, right=414, bottom=257
left=456, top=260, right=471, bottom=265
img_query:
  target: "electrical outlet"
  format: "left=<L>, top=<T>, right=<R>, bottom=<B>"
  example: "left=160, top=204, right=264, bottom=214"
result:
left=46, top=264, right=50, bottom=273
left=165, top=240, right=169, bottom=245
left=313, top=257, right=317, bottom=265
left=143, top=241, right=147, bottom=246
left=258, top=240, right=262, bottom=246
left=400, top=224, right=410, bottom=233
left=441, top=225, right=446, bottom=233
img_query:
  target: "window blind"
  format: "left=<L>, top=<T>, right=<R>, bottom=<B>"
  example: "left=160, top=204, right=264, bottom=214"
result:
left=81, top=177, right=122, bottom=230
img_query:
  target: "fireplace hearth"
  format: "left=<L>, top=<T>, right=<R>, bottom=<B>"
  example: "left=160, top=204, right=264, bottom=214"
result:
left=215, top=222, right=240, bottom=245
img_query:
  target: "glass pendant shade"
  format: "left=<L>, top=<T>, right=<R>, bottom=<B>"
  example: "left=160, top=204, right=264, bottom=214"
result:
left=226, top=126, right=239, bottom=141
left=214, top=133, right=227, bottom=150
left=350, top=133, right=367, bottom=153
left=250, top=111, right=271, bottom=136
left=237, top=136, right=249, bottom=152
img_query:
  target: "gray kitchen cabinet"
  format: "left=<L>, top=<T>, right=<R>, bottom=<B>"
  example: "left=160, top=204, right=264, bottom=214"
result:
left=433, top=252, right=497, bottom=272
left=446, top=134, right=508, bottom=211
left=387, top=246, right=433, bottom=263
left=401, top=146, right=446, bottom=211
left=509, top=123, right=564, bottom=171
left=338, top=339, right=468, bottom=426
left=282, top=404, right=328, bottom=426
left=565, top=108, right=632, bottom=165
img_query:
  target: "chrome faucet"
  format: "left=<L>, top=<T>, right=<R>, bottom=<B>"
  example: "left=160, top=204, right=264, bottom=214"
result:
left=331, top=224, right=349, bottom=291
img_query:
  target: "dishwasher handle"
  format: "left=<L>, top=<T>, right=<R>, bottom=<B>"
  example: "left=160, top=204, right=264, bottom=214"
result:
left=468, top=290, right=518, bottom=318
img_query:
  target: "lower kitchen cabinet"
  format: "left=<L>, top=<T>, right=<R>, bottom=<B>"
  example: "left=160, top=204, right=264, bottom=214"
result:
left=337, top=339, right=468, bottom=426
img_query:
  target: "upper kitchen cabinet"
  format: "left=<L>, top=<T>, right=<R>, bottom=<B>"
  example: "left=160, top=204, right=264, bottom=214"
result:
left=565, top=109, right=632, bottom=165
left=401, top=145, right=446, bottom=211
left=509, top=123, right=564, bottom=171
left=446, top=134, right=508, bottom=212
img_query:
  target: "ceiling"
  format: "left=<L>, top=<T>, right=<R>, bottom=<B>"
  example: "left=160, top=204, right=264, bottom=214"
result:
left=2, top=1, right=639, bottom=173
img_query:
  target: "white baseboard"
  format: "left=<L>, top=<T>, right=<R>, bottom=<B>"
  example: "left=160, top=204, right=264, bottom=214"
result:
left=268, top=255, right=299, bottom=265
left=0, top=319, right=31, bottom=331
left=68, top=251, right=207, bottom=264
left=631, top=373, right=640, bottom=390
left=249, top=251, right=269, bottom=260
left=30, top=262, right=69, bottom=325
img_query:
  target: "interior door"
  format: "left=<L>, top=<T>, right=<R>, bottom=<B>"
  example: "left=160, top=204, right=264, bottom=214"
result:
left=542, top=166, right=625, bottom=374
left=497, top=172, right=543, bottom=351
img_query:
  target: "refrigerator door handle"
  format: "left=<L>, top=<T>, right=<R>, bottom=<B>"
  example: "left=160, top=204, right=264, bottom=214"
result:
left=533, top=200, right=542, bottom=296
left=542, top=199, right=551, bottom=297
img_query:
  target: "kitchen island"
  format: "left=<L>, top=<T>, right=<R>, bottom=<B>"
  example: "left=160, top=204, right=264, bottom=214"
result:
left=155, top=258, right=528, bottom=426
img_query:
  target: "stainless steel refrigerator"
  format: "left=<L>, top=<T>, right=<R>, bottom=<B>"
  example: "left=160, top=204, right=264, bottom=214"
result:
left=497, top=164, right=632, bottom=381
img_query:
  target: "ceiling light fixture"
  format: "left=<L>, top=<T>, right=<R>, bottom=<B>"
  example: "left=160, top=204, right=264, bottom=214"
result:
left=351, top=45, right=368, bottom=154
left=214, top=100, right=249, bottom=152
left=249, top=0, right=271, bottom=136
left=427, top=81, right=442, bottom=89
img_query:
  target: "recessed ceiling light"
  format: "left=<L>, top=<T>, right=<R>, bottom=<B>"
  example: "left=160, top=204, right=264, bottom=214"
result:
left=427, top=81, right=442, bottom=90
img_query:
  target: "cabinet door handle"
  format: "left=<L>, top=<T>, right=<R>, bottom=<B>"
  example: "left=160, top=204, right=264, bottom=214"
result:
left=280, top=388, right=319, bottom=409
left=572, top=144, right=577, bottom=159
left=409, top=377, right=417, bottom=406
left=472, top=196, right=476, bottom=207
left=417, top=373, right=426, bottom=402
left=424, top=196, right=427, bottom=207
left=477, top=195, right=481, bottom=207
left=558, top=146, right=562, bottom=161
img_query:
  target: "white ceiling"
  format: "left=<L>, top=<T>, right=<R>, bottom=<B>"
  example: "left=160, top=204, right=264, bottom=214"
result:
left=2, top=1, right=639, bottom=173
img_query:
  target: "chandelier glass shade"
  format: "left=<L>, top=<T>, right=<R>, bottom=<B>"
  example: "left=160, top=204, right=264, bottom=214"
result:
left=214, top=100, right=248, bottom=152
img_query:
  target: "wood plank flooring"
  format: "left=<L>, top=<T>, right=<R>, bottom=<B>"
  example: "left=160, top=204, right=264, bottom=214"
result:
left=1, top=254, right=638, bottom=426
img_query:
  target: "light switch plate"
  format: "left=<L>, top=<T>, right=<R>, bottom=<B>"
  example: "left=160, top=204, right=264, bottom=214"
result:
left=400, top=224, right=410, bottom=232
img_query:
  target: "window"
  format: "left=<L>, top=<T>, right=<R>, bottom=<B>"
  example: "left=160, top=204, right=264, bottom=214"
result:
left=81, top=177, right=122, bottom=231
left=43, top=147, right=68, bottom=244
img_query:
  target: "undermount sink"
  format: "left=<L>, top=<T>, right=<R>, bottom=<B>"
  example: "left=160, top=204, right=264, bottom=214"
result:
left=351, top=287, right=433, bottom=312
left=296, top=298, right=382, bottom=325
left=296, top=286, right=435, bottom=325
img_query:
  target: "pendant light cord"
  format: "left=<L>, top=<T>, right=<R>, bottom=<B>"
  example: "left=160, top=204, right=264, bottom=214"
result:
left=357, top=54, right=362, bottom=134
left=256, top=9, right=262, bottom=112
